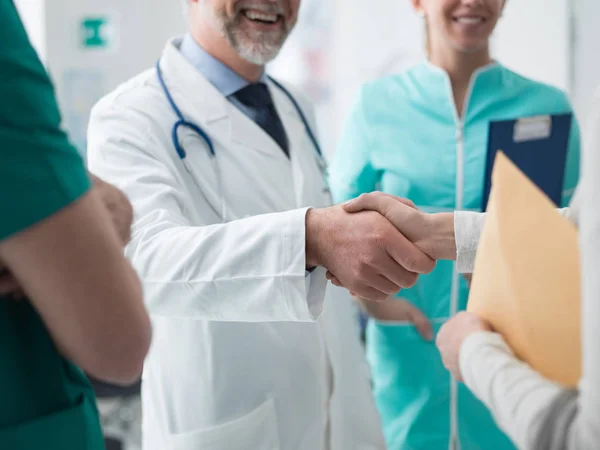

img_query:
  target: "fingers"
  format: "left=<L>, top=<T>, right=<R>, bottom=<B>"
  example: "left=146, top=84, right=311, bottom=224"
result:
left=90, top=174, right=134, bottom=246
left=343, top=193, right=437, bottom=266
left=367, top=273, right=402, bottom=297
left=0, top=274, right=21, bottom=297
left=344, top=192, right=416, bottom=214
left=370, top=250, right=419, bottom=288
left=384, top=232, right=436, bottom=275
left=462, top=273, right=473, bottom=287
left=359, top=296, right=433, bottom=341
left=326, top=271, right=343, bottom=287
left=327, top=269, right=393, bottom=301
left=404, top=302, right=433, bottom=341
left=0, top=264, right=26, bottom=300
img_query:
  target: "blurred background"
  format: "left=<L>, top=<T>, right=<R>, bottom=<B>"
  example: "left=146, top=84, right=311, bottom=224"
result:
left=15, top=0, right=600, bottom=161
left=13, top=0, right=599, bottom=448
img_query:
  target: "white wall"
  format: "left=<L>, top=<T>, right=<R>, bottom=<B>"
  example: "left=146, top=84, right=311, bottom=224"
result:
left=492, top=0, right=571, bottom=93
left=269, top=0, right=336, bottom=158
left=41, top=0, right=186, bottom=152
left=573, top=0, right=600, bottom=119
left=331, top=0, right=424, bottom=151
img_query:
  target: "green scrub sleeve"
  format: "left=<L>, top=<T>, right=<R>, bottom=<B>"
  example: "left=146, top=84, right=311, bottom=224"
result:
left=0, top=1, right=90, bottom=241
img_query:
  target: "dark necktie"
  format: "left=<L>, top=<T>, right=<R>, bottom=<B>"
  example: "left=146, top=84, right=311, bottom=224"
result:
left=230, top=83, right=290, bottom=157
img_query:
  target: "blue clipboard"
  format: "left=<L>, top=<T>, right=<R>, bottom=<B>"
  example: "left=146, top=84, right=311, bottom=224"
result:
left=482, top=113, right=572, bottom=210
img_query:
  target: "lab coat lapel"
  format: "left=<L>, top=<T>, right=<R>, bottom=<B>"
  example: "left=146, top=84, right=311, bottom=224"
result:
left=161, top=39, right=303, bottom=211
left=162, top=38, right=285, bottom=162
left=161, top=38, right=228, bottom=126
left=271, top=83, right=312, bottom=208
left=228, top=108, right=290, bottom=161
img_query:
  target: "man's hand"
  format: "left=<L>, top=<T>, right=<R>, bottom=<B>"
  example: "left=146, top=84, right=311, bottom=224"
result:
left=436, top=311, right=493, bottom=381
left=325, top=192, right=456, bottom=289
left=305, top=205, right=435, bottom=302
left=90, top=174, right=134, bottom=246
left=359, top=297, right=433, bottom=341
left=343, top=192, right=456, bottom=260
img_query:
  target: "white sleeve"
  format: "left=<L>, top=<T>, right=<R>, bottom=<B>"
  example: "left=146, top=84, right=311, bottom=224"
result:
left=459, top=332, right=564, bottom=449
left=454, top=203, right=577, bottom=274
left=87, top=98, right=327, bottom=322
left=454, top=211, right=486, bottom=273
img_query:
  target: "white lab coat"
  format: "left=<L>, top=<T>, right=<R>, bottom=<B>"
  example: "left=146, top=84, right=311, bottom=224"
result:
left=87, top=38, right=385, bottom=450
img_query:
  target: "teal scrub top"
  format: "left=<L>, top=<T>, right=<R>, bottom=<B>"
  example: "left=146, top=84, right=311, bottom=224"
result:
left=0, top=2, right=104, bottom=449
left=329, top=62, right=580, bottom=450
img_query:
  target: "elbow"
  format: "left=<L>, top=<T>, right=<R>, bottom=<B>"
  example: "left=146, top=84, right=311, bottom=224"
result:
left=86, top=317, right=153, bottom=386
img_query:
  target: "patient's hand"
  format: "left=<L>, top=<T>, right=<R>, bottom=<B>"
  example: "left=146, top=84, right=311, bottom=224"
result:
left=436, top=311, right=493, bottom=381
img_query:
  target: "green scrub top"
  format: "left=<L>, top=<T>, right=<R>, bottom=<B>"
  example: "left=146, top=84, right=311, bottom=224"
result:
left=0, top=2, right=104, bottom=449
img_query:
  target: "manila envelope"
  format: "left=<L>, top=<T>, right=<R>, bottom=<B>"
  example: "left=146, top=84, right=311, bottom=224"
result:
left=467, top=152, right=581, bottom=386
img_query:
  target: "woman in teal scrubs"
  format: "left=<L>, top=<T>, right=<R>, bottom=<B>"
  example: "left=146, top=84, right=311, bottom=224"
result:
left=328, top=0, right=580, bottom=449
left=0, top=3, right=151, bottom=448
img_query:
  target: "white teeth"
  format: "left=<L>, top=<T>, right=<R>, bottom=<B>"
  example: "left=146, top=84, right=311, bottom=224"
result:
left=244, top=10, right=278, bottom=23
left=456, top=17, right=484, bottom=25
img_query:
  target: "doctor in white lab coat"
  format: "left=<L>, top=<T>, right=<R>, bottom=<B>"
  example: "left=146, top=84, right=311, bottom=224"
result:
left=87, top=1, right=436, bottom=449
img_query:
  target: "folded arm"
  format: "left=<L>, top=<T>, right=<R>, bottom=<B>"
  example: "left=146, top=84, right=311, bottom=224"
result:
left=0, top=190, right=150, bottom=385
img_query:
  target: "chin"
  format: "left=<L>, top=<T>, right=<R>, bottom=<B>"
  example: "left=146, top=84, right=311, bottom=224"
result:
left=452, top=40, right=489, bottom=54
left=237, top=42, right=283, bottom=65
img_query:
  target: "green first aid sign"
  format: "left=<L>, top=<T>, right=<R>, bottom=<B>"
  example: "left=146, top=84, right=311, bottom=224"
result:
left=81, top=17, right=111, bottom=49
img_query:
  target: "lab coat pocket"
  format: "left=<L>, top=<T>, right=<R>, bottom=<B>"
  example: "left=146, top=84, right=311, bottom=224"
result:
left=167, top=397, right=280, bottom=450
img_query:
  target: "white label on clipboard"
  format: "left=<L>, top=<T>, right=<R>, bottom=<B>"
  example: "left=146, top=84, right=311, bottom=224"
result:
left=513, top=115, right=552, bottom=142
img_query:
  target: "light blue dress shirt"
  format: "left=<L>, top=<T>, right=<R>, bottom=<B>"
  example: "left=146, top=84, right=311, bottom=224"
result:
left=179, top=34, right=270, bottom=122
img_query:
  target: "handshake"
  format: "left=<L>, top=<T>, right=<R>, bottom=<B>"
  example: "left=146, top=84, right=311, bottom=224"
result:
left=306, top=192, right=457, bottom=302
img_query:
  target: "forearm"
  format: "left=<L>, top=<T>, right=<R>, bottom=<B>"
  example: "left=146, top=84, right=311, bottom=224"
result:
left=460, top=332, right=566, bottom=449
left=0, top=191, right=150, bottom=385
left=130, top=208, right=327, bottom=322
left=356, top=297, right=393, bottom=319
left=425, top=212, right=457, bottom=261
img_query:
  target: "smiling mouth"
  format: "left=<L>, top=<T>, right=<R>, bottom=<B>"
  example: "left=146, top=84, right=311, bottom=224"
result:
left=241, top=9, right=283, bottom=24
left=452, top=15, right=486, bottom=25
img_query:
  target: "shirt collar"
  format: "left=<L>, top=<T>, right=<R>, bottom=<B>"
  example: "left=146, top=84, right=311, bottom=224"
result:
left=179, top=33, right=269, bottom=97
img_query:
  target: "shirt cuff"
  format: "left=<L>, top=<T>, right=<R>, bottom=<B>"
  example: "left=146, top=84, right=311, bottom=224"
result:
left=305, top=267, right=328, bottom=318
left=282, top=208, right=327, bottom=321
left=454, top=211, right=487, bottom=273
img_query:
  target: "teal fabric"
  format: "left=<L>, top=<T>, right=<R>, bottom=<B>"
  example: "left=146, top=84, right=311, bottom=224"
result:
left=329, top=62, right=581, bottom=450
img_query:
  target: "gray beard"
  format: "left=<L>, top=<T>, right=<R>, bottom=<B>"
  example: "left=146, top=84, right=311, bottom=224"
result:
left=201, top=4, right=291, bottom=65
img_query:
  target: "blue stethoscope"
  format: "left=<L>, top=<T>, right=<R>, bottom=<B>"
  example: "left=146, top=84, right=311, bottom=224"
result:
left=156, top=61, right=328, bottom=221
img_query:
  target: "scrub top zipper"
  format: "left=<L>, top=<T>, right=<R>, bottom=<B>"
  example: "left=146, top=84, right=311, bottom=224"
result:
left=446, top=65, right=482, bottom=450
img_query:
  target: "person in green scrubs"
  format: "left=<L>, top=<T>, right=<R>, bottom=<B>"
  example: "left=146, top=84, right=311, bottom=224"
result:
left=0, top=3, right=152, bottom=449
